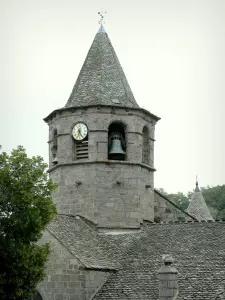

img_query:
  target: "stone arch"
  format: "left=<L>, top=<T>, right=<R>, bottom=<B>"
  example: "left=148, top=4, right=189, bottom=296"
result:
left=108, top=121, right=126, bottom=160
left=142, top=126, right=150, bottom=165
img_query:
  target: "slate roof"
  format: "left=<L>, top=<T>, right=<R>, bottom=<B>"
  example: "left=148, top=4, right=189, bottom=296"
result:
left=47, top=215, right=121, bottom=270
left=48, top=215, right=225, bottom=299
left=187, top=182, right=214, bottom=221
left=65, top=26, right=139, bottom=108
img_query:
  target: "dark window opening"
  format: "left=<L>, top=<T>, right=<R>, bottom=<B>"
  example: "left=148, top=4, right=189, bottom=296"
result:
left=51, top=128, right=58, bottom=165
left=108, top=122, right=126, bottom=161
left=142, top=126, right=150, bottom=165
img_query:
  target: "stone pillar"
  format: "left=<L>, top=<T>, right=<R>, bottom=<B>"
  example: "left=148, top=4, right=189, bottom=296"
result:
left=158, top=255, right=178, bottom=300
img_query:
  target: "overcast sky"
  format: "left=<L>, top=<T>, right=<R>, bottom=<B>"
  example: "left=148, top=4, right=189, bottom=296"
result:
left=0, top=0, right=224, bottom=194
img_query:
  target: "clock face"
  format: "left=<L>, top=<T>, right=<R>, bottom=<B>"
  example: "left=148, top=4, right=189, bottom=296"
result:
left=72, top=123, right=88, bottom=141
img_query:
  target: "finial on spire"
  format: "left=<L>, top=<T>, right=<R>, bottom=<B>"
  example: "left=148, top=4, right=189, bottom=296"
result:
left=97, top=10, right=107, bottom=33
left=195, top=175, right=200, bottom=192
left=98, top=10, right=107, bottom=25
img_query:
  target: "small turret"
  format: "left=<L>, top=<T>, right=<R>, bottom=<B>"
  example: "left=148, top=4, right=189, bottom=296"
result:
left=187, top=178, right=214, bottom=221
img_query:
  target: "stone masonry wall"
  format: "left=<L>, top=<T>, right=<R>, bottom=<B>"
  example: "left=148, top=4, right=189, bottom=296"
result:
left=154, top=190, right=187, bottom=223
left=47, top=106, right=156, bottom=168
left=37, top=230, right=110, bottom=300
left=50, top=162, right=154, bottom=228
left=47, top=106, right=156, bottom=227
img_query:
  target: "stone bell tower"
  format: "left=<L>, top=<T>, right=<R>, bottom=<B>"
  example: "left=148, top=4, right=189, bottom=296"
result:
left=44, top=25, right=160, bottom=228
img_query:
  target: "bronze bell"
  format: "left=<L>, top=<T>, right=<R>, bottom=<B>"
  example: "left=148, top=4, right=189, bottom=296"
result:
left=108, top=132, right=125, bottom=160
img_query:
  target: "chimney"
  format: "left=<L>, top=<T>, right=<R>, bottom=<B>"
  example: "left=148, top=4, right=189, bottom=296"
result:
left=158, top=255, right=178, bottom=300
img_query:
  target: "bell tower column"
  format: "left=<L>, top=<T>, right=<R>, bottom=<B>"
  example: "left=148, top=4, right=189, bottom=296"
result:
left=44, top=25, right=160, bottom=228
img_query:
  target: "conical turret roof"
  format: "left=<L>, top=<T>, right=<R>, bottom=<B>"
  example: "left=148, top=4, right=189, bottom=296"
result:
left=65, top=26, right=139, bottom=108
left=187, top=181, right=214, bottom=221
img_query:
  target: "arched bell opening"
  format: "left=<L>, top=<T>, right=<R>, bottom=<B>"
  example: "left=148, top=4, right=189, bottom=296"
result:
left=142, top=126, right=150, bottom=165
left=51, top=128, right=58, bottom=166
left=108, top=122, right=126, bottom=161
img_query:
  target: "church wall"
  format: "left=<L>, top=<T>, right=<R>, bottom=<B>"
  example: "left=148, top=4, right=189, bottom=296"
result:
left=154, top=191, right=187, bottom=222
left=50, top=162, right=154, bottom=227
left=37, top=230, right=110, bottom=300
left=85, top=271, right=109, bottom=299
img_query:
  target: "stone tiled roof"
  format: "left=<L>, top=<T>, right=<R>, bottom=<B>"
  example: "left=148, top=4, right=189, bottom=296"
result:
left=95, top=221, right=225, bottom=300
left=187, top=182, right=214, bottom=221
left=65, top=26, right=139, bottom=108
left=47, top=214, right=121, bottom=270
left=49, top=215, right=225, bottom=299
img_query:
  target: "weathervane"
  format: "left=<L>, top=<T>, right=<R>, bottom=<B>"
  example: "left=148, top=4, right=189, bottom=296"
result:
left=98, top=10, right=107, bottom=25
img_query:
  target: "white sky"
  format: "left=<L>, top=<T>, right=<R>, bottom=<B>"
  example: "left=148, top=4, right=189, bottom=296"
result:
left=0, top=0, right=224, bottom=194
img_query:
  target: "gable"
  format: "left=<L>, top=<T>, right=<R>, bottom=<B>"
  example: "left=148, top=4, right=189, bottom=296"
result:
left=37, top=229, right=111, bottom=300
left=154, top=189, right=195, bottom=222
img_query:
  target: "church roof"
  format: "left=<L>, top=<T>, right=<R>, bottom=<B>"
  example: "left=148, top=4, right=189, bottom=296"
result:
left=187, top=181, right=214, bottom=221
left=65, top=26, right=139, bottom=108
left=47, top=215, right=120, bottom=270
left=48, top=215, right=225, bottom=299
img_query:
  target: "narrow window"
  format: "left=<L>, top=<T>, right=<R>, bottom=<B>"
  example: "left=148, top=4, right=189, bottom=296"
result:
left=142, top=126, right=149, bottom=165
left=108, top=122, right=126, bottom=161
left=51, top=128, right=58, bottom=165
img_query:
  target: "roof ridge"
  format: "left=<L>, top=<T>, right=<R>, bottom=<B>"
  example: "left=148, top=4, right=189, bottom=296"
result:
left=74, top=214, right=99, bottom=232
left=154, top=188, right=197, bottom=221
left=108, top=35, right=135, bottom=107
left=46, top=227, right=87, bottom=267
left=144, top=219, right=225, bottom=226
left=49, top=214, right=121, bottom=270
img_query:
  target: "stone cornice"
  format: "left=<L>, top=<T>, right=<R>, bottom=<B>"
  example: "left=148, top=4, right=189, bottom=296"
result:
left=43, top=105, right=161, bottom=124
left=48, top=160, right=156, bottom=173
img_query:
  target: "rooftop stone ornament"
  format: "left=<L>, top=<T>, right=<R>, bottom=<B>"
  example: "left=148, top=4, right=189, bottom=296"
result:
left=159, top=255, right=179, bottom=300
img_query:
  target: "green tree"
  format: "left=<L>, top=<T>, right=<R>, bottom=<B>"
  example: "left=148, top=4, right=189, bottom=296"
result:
left=201, top=185, right=225, bottom=219
left=0, top=146, right=57, bottom=300
left=156, top=188, right=190, bottom=211
left=167, top=192, right=189, bottom=211
left=158, top=185, right=225, bottom=218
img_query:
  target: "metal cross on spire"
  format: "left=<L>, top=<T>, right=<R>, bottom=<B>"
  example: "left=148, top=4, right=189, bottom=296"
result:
left=98, top=10, right=107, bottom=25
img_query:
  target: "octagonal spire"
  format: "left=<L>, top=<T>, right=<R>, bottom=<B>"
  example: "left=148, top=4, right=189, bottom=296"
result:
left=65, top=27, right=139, bottom=108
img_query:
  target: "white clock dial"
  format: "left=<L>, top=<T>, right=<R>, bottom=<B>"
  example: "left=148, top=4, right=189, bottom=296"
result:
left=72, top=123, right=88, bottom=141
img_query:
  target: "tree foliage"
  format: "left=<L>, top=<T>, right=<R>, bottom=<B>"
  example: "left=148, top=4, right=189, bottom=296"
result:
left=157, top=188, right=190, bottom=211
left=0, top=146, right=57, bottom=300
left=201, top=185, right=225, bottom=219
left=158, top=185, right=225, bottom=218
